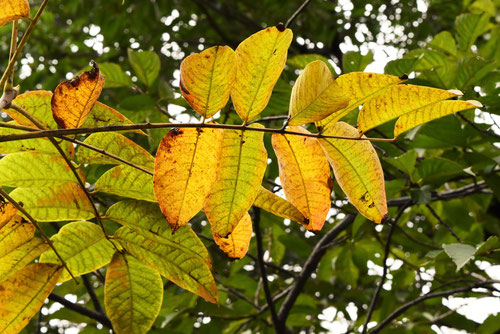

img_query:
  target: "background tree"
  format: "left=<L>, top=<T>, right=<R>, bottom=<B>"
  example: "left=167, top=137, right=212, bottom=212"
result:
left=0, top=0, right=499, bottom=333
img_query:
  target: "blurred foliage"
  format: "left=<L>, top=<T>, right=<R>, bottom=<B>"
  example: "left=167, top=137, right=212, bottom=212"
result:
left=3, top=0, right=498, bottom=333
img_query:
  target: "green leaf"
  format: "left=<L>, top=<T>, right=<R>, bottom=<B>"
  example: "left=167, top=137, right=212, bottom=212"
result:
left=128, top=49, right=161, bottom=87
left=443, top=243, right=476, bottom=271
left=0, top=125, right=63, bottom=155
left=105, top=253, right=163, bottom=334
left=478, top=313, right=500, bottom=334
left=99, top=62, right=132, bottom=88
left=475, top=236, right=500, bottom=256
left=94, top=165, right=155, bottom=202
left=385, top=57, right=421, bottom=76
left=417, top=157, right=464, bottom=185
left=77, top=132, right=154, bottom=170
left=114, top=226, right=218, bottom=303
left=455, top=13, right=492, bottom=51
left=105, top=200, right=211, bottom=266
left=342, top=51, right=373, bottom=73
left=5, top=91, right=57, bottom=129
left=287, top=54, right=337, bottom=75
left=384, top=150, right=419, bottom=182
left=0, top=152, right=82, bottom=188
left=0, top=237, right=48, bottom=284
left=428, top=31, right=457, bottom=56
left=9, top=183, right=95, bottom=222
left=455, top=57, right=497, bottom=90
left=39, top=221, right=115, bottom=282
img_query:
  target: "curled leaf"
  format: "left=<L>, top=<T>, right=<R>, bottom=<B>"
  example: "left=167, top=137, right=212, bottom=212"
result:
left=213, top=212, right=252, bottom=259
left=180, top=45, right=236, bottom=118
left=253, top=186, right=306, bottom=225
left=51, top=61, right=105, bottom=128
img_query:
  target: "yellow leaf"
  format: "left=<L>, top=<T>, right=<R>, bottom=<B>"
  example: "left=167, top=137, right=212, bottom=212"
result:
left=272, top=127, right=332, bottom=232
left=154, top=127, right=223, bottom=232
left=288, top=60, right=350, bottom=126
left=204, top=124, right=267, bottom=238
left=0, top=237, right=48, bottom=284
left=213, top=212, right=252, bottom=259
left=318, top=122, right=387, bottom=223
left=0, top=0, right=29, bottom=26
left=0, top=263, right=62, bottom=334
left=358, top=85, right=462, bottom=134
left=180, top=46, right=236, bottom=118
left=394, top=99, right=482, bottom=138
left=232, top=26, right=293, bottom=122
left=317, top=72, right=406, bottom=129
left=0, top=203, right=18, bottom=229
left=51, top=62, right=105, bottom=128
left=115, top=226, right=218, bottom=303
left=105, top=253, right=163, bottom=334
left=253, top=186, right=306, bottom=225
left=39, top=221, right=115, bottom=282
left=0, top=214, right=35, bottom=258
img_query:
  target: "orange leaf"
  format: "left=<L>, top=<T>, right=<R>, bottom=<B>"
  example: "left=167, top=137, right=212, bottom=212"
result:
left=0, top=203, right=18, bottom=230
left=213, top=213, right=252, bottom=259
left=272, top=127, right=332, bottom=232
left=154, top=127, right=223, bottom=232
left=51, top=61, right=105, bottom=128
left=0, top=0, right=29, bottom=26
left=318, top=122, right=387, bottom=223
left=180, top=46, right=236, bottom=118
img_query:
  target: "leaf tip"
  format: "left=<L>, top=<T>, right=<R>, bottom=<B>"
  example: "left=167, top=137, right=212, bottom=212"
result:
left=466, top=100, right=483, bottom=108
left=276, top=22, right=285, bottom=32
left=447, top=89, right=463, bottom=96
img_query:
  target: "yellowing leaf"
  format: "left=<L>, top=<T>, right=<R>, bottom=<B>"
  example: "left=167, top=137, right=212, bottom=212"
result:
left=0, top=203, right=18, bottom=229
left=105, top=200, right=211, bottom=266
left=394, top=100, right=482, bottom=137
left=115, top=226, right=218, bottom=303
left=105, top=253, right=163, bottom=334
left=0, top=214, right=34, bottom=258
left=154, top=127, right=223, bottom=232
left=95, top=165, right=155, bottom=202
left=318, top=122, right=387, bottom=223
left=0, top=237, right=49, bottom=284
left=231, top=26, right=293, bottom=122
left=5, top=91, right=58, bottom=129
left=39, top=221, right=115, bottom=282
left=82, top=101, right=146, bottom=135
left=213, top=212, right=252, bottom=259
left=317, top=72, right=406, bottom=129
left=9, top=183, right=94, bottom=222
left=0, top=125, right=63, bottom=155
left=51, top=62, right=105, bottom=128
left=272, top=127, right=332, bottom=231
left=204, top=124, right=267, bottom=238
left=358, top=85, right=463, bottom=134
left=253, top=186, right=306, bottom=225
left=288, top=60, right=350, bottom=126
left=0, top=263, right=61, bottom=334
left=77, top=132, right=154, bottom=170
left=180, top=46, right=236, bottom=118
left=0, top=0, right=29, bottom=27
left=0, top=152, right=84, bottom=187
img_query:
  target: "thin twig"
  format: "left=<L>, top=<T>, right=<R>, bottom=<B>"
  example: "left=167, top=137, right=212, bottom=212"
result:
left=252, top=207, right=284, bottom=333
left=48, top=293, right=112, bottom=329
left=457, top=112, right=500, bottom=140
left=425, top=204, right=462, bottom=242
left=362, top=202, right=410, bottom=334
left=82, top=275, right=104, bottom=314
left=368, top=281, right=499, bottom=334
left=0, top=0, right=50, bottom=90
left=7, top=20, right=18, bottom=90
left=285, top=0, right=312, bottom=28
left=0, top=187, right=77, bottom=283
left=0, top=121, right=396, bottom=143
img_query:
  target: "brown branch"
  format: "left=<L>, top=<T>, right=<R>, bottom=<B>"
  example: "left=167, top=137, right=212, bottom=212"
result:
left=285, top=0, right=312, bottom=28
left=0, top=187, right=77, bottom=283
left=48, top=293, right=112, bottom=329
left=252, top=207, right=283, bottom=333
left=0, top=121, right=395, bottom=143
left=426, top=203, right=462, bottom=242
left=277, top=214, right=357, bottom=326
left=368, top=281, right=499, bottom=334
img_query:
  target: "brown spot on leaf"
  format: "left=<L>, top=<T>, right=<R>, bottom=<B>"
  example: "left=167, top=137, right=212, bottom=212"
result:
left=276, top=23, right=285, bottom=32
left=399, top=73, right=409, bottom=80
left=179, top=78, right=190, bottom=95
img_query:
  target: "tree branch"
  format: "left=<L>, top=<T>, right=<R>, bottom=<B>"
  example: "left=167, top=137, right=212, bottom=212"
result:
left=425, top=203, right=462, bottom=242
left=48, top=293, right=112, bottom=329
left=252, top=207, right=283, bottom=333
left=285, top=0, right=312, bottom=28
left=82, top=275, right=104, bottom=314
left=369, top=281, right=499, bottom=334
left=277, top=214, right=356, bottom=326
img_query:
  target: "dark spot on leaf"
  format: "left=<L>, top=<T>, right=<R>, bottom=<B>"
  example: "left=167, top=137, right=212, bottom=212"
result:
left=169, top=128, right=182, bottom=136
left=360, top=192, right=369, bottom=202
left=399, top=73, right=408, bottom=80
left=381, top=214, right=391, bottom=224
left=327, top=177, right=334, bottom=190
left=368, top=202, right=375, bottom=208
left=303, top=218, right=310, bottom=225
left=276, top=23, right=285, bottom=32
left=87, top=60, right=100, bottom=80
left=368, top=74, right=373, bottom=78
